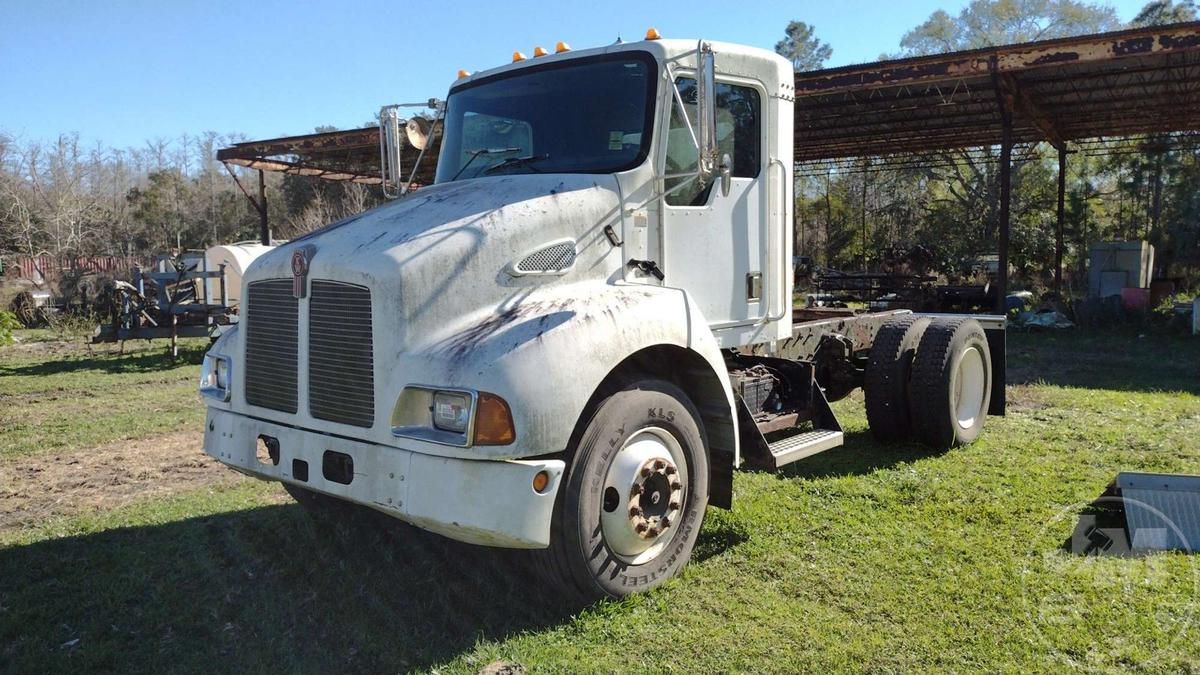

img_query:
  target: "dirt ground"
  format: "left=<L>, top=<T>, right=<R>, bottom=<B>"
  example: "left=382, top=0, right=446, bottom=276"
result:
left=0, top=431, right=241, bottom=532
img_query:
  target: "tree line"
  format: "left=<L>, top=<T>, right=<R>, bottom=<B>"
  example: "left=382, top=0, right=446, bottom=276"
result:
left=0, top=129, right=383, bottom=261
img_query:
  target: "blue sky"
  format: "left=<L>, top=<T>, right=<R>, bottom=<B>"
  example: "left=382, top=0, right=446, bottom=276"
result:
left=0, top=0, right=1155, bottom=149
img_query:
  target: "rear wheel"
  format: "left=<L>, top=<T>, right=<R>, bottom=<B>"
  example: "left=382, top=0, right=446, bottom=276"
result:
left=864, top=315, right=931, bottom=443
left=909, top=318, right=992, bottom=448
left=536, top=379, right=709, bottom=599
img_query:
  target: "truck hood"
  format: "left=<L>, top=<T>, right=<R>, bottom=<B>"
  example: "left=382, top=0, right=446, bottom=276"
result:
left=242, top=173, right=624, bottom=349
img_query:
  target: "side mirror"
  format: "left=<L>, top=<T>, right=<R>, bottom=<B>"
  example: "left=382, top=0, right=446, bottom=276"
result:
left=379, top=105, right=404, bottom=199
left=719, top=153, right=732, bottom=197
left=695, top=41, right=718, bottom=183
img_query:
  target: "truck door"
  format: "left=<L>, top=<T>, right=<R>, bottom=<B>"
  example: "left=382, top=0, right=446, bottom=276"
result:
left=659, top=77, right=768, bottom=336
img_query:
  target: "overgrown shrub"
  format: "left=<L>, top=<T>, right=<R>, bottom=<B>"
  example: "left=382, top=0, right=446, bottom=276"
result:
left=0, top=311, right=20, bottom=346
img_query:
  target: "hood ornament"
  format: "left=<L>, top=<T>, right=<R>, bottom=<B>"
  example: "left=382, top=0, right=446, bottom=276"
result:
left=291, top=249, right=309, bottom=299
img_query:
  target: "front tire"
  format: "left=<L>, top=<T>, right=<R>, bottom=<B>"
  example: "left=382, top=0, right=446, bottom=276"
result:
left=537, top=379, right=710, bottom=599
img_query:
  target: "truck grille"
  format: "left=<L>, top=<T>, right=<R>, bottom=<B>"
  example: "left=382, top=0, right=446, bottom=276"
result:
left=308, top=280, right=374, bottom=427
left=244, top=280, right=299, bottom=413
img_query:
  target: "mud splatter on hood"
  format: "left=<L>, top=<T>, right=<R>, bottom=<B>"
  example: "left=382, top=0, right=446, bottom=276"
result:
left=241, top=173, right=624, bottom=352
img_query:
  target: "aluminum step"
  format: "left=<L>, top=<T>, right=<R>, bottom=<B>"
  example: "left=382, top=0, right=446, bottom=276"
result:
left=766, top=429, right=844, bottom=468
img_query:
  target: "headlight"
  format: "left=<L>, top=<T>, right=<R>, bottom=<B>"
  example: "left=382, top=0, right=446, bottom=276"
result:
left=215, top=357, right=229, bottom=390
left=200, top=354, right=231, bottom=401
left=392, top=386, right=515, bottom=447
left=432, top=391, right=471, bottom=432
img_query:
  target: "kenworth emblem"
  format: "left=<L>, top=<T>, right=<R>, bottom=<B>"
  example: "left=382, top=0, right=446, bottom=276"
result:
left=291, top=249, right=308, bottom=298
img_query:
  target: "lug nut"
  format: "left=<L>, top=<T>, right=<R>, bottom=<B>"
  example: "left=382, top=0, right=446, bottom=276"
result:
left=664, top=465, right=677, bottom=475
left=647, top=527, right=660, bottom=537
left=670, top=480, right=682, bottom=491
left=629, top=506, right=642, bottom=517
left=669, top=500, right=680, bottom=510
left=661, top=517, right=671, bottom=528
left=635, top=522, right=648, bottom=533
left=630, top=484, right=644, bottom=496
left=640, top=466, right=652, bottom=477
left=653, top=459, right=665, bottom=470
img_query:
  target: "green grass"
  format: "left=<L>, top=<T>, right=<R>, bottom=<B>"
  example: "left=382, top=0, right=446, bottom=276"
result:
left=2, top=328, right=1199, bottom=672
left=0, top=334, right=208, bottom=458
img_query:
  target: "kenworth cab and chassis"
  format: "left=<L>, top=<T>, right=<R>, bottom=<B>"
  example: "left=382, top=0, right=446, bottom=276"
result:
left=200, top=34, right=1005, bottom=598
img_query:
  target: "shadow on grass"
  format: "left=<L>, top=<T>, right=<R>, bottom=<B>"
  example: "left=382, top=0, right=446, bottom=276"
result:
left=1007, top=327, right=1200, bottom=395
left=0, top=343, right=206, bottom=378
left=0, top=502, right=746, bottom=673
left=750, top=429, right=948, bottom=481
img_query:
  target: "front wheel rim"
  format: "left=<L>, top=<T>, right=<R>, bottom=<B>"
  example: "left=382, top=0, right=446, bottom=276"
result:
left=598, top=426, right=688, bottom=565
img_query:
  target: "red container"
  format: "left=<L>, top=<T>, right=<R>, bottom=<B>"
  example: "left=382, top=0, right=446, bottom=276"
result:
left=1121, top=287, right=1150, bottom=311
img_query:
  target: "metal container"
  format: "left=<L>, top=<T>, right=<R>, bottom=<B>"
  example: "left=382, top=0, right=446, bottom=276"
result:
left=1088, top=241, right=1154, bottom=298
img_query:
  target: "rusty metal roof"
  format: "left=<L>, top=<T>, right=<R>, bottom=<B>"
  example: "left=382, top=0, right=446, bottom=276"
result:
left=216, top=125, right=439, bottom=185
left=218, top=22, right=1200, bottom=182
left=794, top=21, right=1200, bottom=162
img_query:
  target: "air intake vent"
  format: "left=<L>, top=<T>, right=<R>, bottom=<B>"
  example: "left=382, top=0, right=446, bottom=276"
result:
left=513, top=241, right=576, bottom=274
left=244, top=280, right=298, bottom=413
left=309, top=280, right=374, bottom=428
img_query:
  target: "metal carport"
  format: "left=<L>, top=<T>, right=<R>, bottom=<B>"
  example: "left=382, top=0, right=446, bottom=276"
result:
left=793, top=21, right=1200, bottom=309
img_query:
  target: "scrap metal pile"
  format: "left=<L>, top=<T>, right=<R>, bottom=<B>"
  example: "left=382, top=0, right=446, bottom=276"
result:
left=93, top=252, right=234, bottom=352
left=804, top=245, right=998, bottom=313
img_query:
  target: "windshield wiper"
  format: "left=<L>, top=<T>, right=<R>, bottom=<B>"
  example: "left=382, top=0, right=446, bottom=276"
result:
left=482, top=154, right=549, bottom=175
left=448, top=147, right=521, bottom=182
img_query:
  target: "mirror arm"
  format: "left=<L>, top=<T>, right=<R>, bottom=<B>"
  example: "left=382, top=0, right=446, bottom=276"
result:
left=401, top=102, right=444, bottom=196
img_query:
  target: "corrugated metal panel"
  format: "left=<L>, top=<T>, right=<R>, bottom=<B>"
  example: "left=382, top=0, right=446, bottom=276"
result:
left=308, top=280, right=374, bottom=428
left=244, top=280, right=299, bottom=413
left=1118, top=472, right=1200, bottom=552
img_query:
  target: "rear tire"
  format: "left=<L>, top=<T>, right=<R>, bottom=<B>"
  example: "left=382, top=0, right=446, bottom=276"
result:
left=535, top=379, right=710, bottom=600
left=909, top=318, right=992, bottom=449
left=864, top=315, right=931, bottom=443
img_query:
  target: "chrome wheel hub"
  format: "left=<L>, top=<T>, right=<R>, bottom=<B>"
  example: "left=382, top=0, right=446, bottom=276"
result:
left=599, top=427, right=688, bottom=564
left=628, top=457, right=683, bottom=540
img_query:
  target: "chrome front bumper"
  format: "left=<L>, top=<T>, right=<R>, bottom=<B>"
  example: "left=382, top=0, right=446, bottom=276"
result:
left=203, top=408, right=564, bottom=548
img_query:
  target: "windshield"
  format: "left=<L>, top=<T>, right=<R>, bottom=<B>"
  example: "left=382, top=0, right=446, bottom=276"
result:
left=435, top=52, right=657, bottom=183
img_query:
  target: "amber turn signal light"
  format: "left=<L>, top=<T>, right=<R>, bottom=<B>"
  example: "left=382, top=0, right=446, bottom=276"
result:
left=474, top=392, right=516, bottom=445
left=532, top=470, right=550, bottom=493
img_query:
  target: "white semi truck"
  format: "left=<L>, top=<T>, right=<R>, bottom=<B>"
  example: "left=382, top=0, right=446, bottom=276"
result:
left=200, top=33, right=1005, bottom=599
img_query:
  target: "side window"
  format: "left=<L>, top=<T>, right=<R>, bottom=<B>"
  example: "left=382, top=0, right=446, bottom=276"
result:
left=665, top=79, right=762, bottom=206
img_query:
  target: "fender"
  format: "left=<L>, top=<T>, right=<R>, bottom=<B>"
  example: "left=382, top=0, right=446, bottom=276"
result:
left=394, top=280, right=741, bottom=470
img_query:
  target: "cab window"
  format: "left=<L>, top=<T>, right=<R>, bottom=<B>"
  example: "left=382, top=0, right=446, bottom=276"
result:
left=664, top=79, right=761, bottom=206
